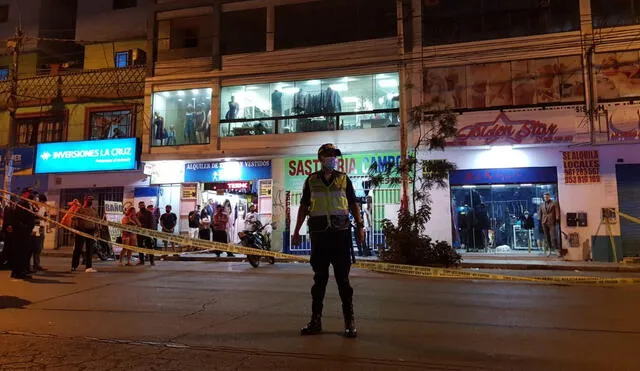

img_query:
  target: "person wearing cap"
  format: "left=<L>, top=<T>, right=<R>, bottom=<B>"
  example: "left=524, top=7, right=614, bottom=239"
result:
left=72, top=195, right=99, bottom=273
left=292, top=143, right=365, bottom=338
left=538, top=192, right=562, bottom=257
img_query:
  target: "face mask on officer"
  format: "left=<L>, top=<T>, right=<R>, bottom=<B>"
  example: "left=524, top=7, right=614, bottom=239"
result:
left=322, top=157, right=337, bottom=171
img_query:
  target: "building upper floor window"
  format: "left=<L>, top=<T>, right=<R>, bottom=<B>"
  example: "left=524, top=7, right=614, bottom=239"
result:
left=88, top=109, right=134, bottom=140
left=0, top=67, right=8, bottom=80
left=0, top=5, right=8, bottom=23
left=219, top=72, right=400, bottom=137
left=113, top=0, right=137, bottom=10
left=156, top=14, right=213, bottom=60
left=16, top=116, right=66, bottom=146
left=114, top=49, right=146, bottom=68
left=275, top=0, right=397, bottom=50
left=592, top=0, right=640, bottom=28
left=151, top=88, right=213, bottom=147
left=221, top=8, right=267, bottom=55
left=423, top=0, right=580, bottom=46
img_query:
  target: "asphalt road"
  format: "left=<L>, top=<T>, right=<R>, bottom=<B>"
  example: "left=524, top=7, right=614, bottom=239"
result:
left=1, top=257, right=639, bottom=370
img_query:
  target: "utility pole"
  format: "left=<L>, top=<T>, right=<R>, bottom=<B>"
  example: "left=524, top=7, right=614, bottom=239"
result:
left=3, top=27, right=23, bottom=201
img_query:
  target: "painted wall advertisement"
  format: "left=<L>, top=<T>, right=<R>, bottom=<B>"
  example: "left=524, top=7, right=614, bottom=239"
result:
left=184, top=160, right=272, bottom=183
left=562, top=150, right=600, bottom=184
left=604, top=104, right=640, bottom=141
left=285, top=152, right=401, bottom=191
left=447, top=109, right=583, bottom=147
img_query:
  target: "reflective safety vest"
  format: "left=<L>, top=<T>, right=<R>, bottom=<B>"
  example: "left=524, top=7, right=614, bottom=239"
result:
left=308, top=172, right=350, bottom=231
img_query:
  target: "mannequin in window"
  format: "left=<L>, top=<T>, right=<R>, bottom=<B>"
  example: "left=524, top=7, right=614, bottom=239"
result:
left=195, top=103, right=208, bottom=143
left=271, top=89, right=283, bottom=116
left=184, top=104, right=196, bottom=144
left=166, top=125, right=176, bottom=145
left=225, top=96, right=240, bottom=120
left=153, top=111, right=165, bottom=146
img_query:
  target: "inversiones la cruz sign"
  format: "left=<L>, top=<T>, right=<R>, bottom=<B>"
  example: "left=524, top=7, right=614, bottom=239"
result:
left=448, top=111, right=576, bottom=146
left=562, top=150, right=600, bottom=184
left=34, top=138, right=138, bottom=174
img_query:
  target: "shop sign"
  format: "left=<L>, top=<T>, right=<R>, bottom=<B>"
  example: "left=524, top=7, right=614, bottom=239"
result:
left=605, top=105, right=640, bottom=142
left=447, top=111, right=579, bottom=147
left=259, top=179, right=272, bottom=197
left=0, top=147, right=36, bottom=176
left=449, top=167, right=559, bottom=186
left=285, top=152, right=401, bottom=191
left=34, top=138, right=139, bottom=174
left=562, top=150, right=600, bottom=184
left=184, top=160, right=272, bottom=183
left=104, top=201, right=124, bottom=245
left=205, top=181, right=252, bottom=192
left=182, top=184, right=197, bottom=199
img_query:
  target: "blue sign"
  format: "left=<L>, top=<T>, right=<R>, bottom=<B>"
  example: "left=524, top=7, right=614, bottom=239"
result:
left=449, top=167, right=558, bottom=186
left=184, top=160, right=272, bottom=182
left=34, top=138, right=139, bottom=174
left=0, top=147, right=36, bottom=175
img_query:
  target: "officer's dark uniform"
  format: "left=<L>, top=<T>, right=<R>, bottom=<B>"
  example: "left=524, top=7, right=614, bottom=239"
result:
left=299, top=166, right=359, bottom=337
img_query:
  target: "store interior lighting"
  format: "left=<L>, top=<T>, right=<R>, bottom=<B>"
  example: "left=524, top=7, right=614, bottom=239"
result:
left=329, top=83, right=348, bottom=92
left=377, top=79, right=399, bottom=88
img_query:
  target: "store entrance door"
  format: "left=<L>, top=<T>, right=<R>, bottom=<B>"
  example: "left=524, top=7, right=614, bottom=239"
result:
left=616, top=164, right=640, bottom=257
left=450, top=183, right=558, bottom=254
left=57, top=187, right=124, bottom=249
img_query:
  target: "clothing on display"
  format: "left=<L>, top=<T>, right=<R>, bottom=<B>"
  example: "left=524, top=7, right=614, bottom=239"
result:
left=293, top=87, right=342, bottom=115
left=272, top=90, right=283, bottom=116
left=153, top=113, right=165, bottom=144
left=226, top=97, right=240, bottom=120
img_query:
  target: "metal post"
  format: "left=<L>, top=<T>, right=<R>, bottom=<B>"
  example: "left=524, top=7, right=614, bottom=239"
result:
left=3, top=27, right=22, bottom=201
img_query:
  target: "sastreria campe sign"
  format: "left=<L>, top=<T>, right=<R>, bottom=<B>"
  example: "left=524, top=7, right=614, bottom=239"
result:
left=34, top=138, right=139, bottom=174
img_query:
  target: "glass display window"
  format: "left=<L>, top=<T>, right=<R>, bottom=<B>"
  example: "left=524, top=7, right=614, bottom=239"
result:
left=219, top=72, right=400, bottom=137
left=152, top=88, right=213, bottom=146
left=450, top=183, right=559, bottom=255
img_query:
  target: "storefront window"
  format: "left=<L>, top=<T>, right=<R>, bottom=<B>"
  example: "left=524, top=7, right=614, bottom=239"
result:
left=219, top=73, right=400, bottom=137
left=152, top=88, right=212, bottom=146
left=451, top=183, right=559, bottom=255
left=88, top=109, right=134, bottom=139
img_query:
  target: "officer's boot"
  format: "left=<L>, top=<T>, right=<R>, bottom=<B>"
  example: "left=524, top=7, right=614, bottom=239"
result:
left=300, top=313, right=322, bottom=335
left=342, top=303, right=357, bottom=338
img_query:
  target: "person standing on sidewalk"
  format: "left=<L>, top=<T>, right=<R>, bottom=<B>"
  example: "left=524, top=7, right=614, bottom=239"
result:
left=188, top=205, right=201, bottom=239
left=72, top=195, right=98, bottom=273
left=292, top=143, right=364, bottom=338
left=160, top=205, right=178, bottom=251
left=538, top=192, right=562, bottom=257
left=31, top=193, right=48, bottom=272
left=7, top=188, right=37, bottom=279
left=136, top=201, right=155, bottom=266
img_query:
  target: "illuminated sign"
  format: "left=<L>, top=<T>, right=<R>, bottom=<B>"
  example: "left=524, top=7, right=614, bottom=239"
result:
left=184, top=160, right=271, bottom=182
left=34, top=138, right=139, bottom=174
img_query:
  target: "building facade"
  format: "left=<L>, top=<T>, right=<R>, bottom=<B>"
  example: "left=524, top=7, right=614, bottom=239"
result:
left=0, top=0, right=152, bottom=249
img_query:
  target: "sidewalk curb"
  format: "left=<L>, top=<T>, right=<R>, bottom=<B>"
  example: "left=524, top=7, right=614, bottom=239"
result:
left=41, top=251, right=640, bottom=272
left=459, top=262, right=640, bottom=273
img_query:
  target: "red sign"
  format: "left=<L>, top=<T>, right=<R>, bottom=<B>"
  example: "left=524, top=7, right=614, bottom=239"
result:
left=562, top=150, right=601, bottom=184
left=206, top=181, right=252, bottom=192
left=448, top=111, right=577, bottom=146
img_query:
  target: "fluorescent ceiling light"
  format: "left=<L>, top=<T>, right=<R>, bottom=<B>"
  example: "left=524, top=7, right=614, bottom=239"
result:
left=377, top=79, right=398, bottom=88
left=282, top=87, right=300, bottom=94
left=161, top=91, right=171, bottom=97
left=342, top=96, right=359, bottom=103
left=462, top=185, right=476, bottom=189
left=491, top=184, right=506, bottom=188
left=490, top=145, right=513, bottom=152
left=306, top=80, right=321, bottom=86
left=192, top=89, right=200, bottom=95
left=329, top=83, right=348, bottom=92
left=177, top=90, right=185, bottom=96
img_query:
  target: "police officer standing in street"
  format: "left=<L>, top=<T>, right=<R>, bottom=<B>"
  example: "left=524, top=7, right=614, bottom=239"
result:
left=292, top=143, right=365, bottom=338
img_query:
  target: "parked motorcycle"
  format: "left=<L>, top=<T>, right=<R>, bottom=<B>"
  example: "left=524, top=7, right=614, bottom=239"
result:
left=238, top=221, right=275, bottom=268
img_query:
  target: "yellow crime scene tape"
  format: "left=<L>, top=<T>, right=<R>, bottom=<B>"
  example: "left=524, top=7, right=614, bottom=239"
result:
left=3, top=189, right=640, bottom=286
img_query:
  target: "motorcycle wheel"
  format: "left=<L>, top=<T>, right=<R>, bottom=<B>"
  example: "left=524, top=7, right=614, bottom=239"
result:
left=268, top=256, right=275, bottom=265
left=247, top=255, right=260, bottom=268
